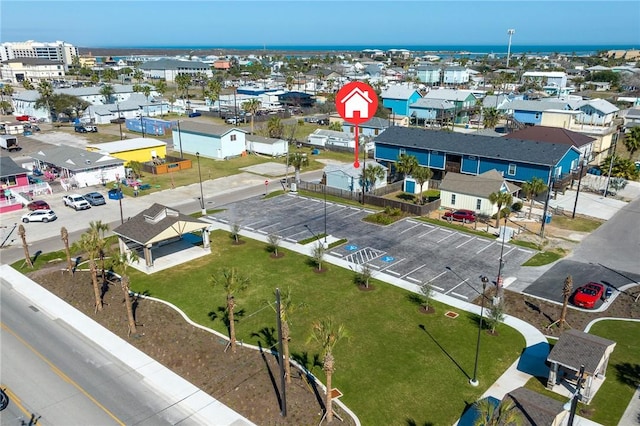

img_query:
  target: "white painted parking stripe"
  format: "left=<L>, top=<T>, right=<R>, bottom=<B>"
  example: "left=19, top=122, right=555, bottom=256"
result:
left=218, top=218, right=229, bottom=223
left=446, top=279, right=468, bottom=295
left=407, top=220, right=419, bottom=225
left=450, top=292, right=468, bottom=300
left=330, top=251, right=343, bottom=257
left=245, top=220, right=265, bottom=228
left=456, top=237, right=474, bottom=248
left=429, top=271, right=448, bottom=283
left=369, top=264, right=380, bottom=269
left=343, top=210, right=363, bottom=219
left=386, top=270, right=400, bottom=276
left=476, top=242, right=495, bottom=253
left=517, top=248, right=534, bottom=253
left=378, top=258, right=405, bottom=272
left=418, top=228, right=438, bottom=238
left=260, top=221, right=282, bottom=229
left=406, top=276, right=421, bottom=283
left=245, top=226, right=254, bottom=231
left=257, top=229, right=268, bottom=234
left=285, top=238, right=296, bottom=242
left=431, top=285, right=444, bottom=291
left=399, top=223, right=422, bottom=235
left=437, top=233, right=457, bottom=243
left=504, top=247, right=517, bottom=257
left=402, top=264, right=426, bottom=278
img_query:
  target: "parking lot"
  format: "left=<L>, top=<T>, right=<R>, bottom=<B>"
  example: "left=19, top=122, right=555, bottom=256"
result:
left=209, top=193, right=536, bottom=301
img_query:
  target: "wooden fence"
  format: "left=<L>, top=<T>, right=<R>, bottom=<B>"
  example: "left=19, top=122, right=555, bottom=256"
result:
left=142, top=155, right=192, bottom=175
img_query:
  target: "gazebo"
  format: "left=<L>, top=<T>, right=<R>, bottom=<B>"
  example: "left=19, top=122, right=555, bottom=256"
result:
left=113, top=203, right=211, bottom=274
left=546, top=329, right=616, bottom=404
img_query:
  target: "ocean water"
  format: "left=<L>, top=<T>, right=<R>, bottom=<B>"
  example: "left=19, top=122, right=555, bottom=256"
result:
left=118, top=43, right=637, bottom=55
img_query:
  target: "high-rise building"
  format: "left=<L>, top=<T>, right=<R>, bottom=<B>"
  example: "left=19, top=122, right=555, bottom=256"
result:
left=0, top=40, right=78, bottom=69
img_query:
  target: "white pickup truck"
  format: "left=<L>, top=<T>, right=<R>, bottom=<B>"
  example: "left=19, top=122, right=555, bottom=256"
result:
left=63, top=194, right=91, bottom=210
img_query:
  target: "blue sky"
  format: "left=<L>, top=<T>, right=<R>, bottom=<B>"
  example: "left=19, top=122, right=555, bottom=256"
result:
left=1, top=1, right=639, bottom=48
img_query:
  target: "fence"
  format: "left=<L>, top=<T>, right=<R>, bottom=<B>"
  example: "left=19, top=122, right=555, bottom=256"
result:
left=297, top=180, right=441, bottom=215
left=142, top=156, right=192, bottom=175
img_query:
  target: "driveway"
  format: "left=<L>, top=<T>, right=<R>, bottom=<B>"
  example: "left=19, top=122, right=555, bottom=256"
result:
left=209, top=193, right=536, bottom=302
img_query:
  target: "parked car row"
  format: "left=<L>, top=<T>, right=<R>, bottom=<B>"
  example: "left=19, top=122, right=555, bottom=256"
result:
left=22, top=192, right=108, bottom=225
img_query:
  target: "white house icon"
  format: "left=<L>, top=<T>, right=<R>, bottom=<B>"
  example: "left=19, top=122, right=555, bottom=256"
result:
left=341, top=88, right=374, bottom=119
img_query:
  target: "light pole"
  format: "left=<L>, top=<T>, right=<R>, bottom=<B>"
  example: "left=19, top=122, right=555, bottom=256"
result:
left=470, top=276, right=489, bottom=387
left=506, top=29, right=515, bottom=68
left=496, top=215, right=507, bottom=299
left=564, top=365, right=585, bottom=426
left=116, top=102, right=123, bottom=140
left=572, top=158, right=588, bottom=219
left=195, top=152, right=206, bottom=215
left=139, top=106, right=145, bottom=138
left=322, top=172, right=327, bottom=244
left=176, top=120, right=184, bottom=159
left=115, top=174, right=124, bottom=224
left=603, top=152, right=615, bottom=198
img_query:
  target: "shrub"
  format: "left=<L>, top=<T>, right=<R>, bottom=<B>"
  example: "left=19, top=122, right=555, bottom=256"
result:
left=511, top=201, right=523, bottom=212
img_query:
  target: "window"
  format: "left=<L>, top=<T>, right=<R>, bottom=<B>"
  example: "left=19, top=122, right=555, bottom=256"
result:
left=508, top=163, right=516, bottom=176
left=399, top=148, right=406, bottom=156
left=451, top=194, right=456, bottom=205
left=476, top=199, right=482, bottom=210
left=230, top=134, right=236, bottom=141
left=374, top=129, right=379, bottom=135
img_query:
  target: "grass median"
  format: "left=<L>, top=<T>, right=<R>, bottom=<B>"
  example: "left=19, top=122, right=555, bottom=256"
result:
left=127, top=230, right=525, bottom=425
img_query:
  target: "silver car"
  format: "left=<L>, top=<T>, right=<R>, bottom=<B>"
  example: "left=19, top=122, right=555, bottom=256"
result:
left=21, top=209, right=57, bottom=223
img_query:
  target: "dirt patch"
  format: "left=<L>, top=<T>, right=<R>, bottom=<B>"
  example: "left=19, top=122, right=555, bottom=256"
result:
left=28, top=264, right=355, bottom=426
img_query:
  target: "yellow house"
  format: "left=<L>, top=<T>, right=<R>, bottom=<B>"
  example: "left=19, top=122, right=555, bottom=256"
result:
left=86, top=138, right=167, bottom=165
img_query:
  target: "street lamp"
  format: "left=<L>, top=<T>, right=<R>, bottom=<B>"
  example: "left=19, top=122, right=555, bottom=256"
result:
left=496, top=214, right=508, bottom=299
left=139, top=106, right=145, bottom=138
left=563, top=365, right=586, bottom=426
left=195, top=152, right=206, bottom=215
left=116, top=102, right=123, bottom=140
left=115, top=174, right=124, bottom=224
left=506, top=29, right=516, bottom=68
left=470, top=276, right=489, bottom=387
left=322, top=172, right=327, bottom=244
left=572, top=158, right=588, bottom=219
left=176, top=120, right=184, bottom=159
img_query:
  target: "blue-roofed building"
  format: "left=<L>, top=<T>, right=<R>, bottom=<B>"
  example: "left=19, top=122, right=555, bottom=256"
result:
left=380, top=84, right=422, bottom=117
left=373, top=127, right=581, bottom=187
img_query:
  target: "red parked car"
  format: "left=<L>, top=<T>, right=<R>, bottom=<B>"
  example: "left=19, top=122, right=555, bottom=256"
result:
left=443, top=209, right=477, bottom=223
left=27, top=200, right=51, bottom=211
left=572, top=282, right=605, bottom=309
left=16, top=115, right=31, bottom=122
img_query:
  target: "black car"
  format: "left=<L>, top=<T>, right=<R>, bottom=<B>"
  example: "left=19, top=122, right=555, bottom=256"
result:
left=83, top=192, right=106, bottom=206
left=74, top=126, right=87, bottom=133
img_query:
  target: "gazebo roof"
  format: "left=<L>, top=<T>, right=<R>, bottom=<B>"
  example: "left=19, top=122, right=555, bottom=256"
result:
left=547, top=329, right=616, bottom=375
left=113, top=203, right=209, bottom=246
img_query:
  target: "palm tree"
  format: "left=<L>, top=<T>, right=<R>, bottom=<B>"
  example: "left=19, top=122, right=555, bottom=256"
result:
left=175, top=74, right=192, bottom=101
left=90, top=220, right=110, bottom=282
left=154, top=80, right=167, bottom=117
left=35, top=80, right=54, bottom=122
left=99, top=84, right=115, bottom=104
left=558, top=275, right=573, bottom=329
left=271, top=287, right=304, bottom=383
left=287, top=152, right=309, bottom=183
left=133, top=69, right=144, bottom=83
left=267, top=116, right=284, bottom=138
left=396, top=153, right=419, bottom=180
left=623, top=127, right=640, bottom=159
left=285, top=74, right=294, bottom=91
left=110, top=252, right=140, bottom=336
left=60, top=226, right=73, bottom=273
left=488, top=191, right=513, bottom=228
left=486, top=300, right=506, bottom=333
left=267, top=233, right=282, bottom=257
left=206, top=79, right=221, bottom=108
left=78, top=230, right=102, bottom=313
left=210, top=268, right=250, bottom=353
left=473, top=398, right=522, bottom=426
left=308, top=318, right=348, bottom=424
left=102, top=68, right=117, bottom=83
left=22, top=80, right=34, bottom=90
left=520, top=177, right=547, bottom=219
left=141, top=85, right=151, bottom=116
left=412, top=166, right=433, bottom=204
left=0, top=100, right=12, bottom=115
left=18, top=225, right=33, bottom=268
left=242, top=98, right=261, bottom=134
left=483, top=107, right=500, bottom=129
left=362, top=163, right=385, bottom=192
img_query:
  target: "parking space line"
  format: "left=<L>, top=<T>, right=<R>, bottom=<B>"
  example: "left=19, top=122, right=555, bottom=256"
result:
left=245, top=226, right=254, bottom=230
left=285, top=238, right=296, bottom=243
left=431, top=285, right=444, bottom=291
left=260, top=221, right=282, bottom=230
left=418, top=228, right=438, bottom=238
left=517, top=248, right=534, bottom=253
left=450, top=292, right=468, bottom=300
left=343, top=210, right=363, bottom=219
left=456, top=237, right=474, bottom=248
left=257, top=230, right=268, bottom=234
left=437, top=233, right=457, bottom=243
left=406, top=276, right=421, bottom=283
left=401, top=264, right=426, bottom=279
left=379, top=258, right=405, bottom=272
left=330, top=251, right=343, bottom=257
left=446, top=279, right=469, bottom=295
left=245, top=220, right=266, bottom=228
left=407, top=220, right=419, bottom=225
left=386, top=270, right=400, bottom=276
left=429, top=271, right=448, bottom=282
left=504, top=247, right=517, bottom=257
left=369, top=264, right=380, bottom=269
left=399, top=223, right=422, bottom=235
left=217, top=218, right=229, bottom=224
left=476, top=242, right=495, bottom=253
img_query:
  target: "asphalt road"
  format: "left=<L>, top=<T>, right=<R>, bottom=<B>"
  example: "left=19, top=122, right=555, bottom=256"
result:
left=0, top=278, right=196, bottom=425
left=209, top=193, right=536, bottom=301
left=523, top=196, right=640, bottom=305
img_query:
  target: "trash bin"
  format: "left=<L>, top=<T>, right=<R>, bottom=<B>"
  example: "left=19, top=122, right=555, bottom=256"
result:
left=290, top=182, right=297, bottom=192
left=544, top=213, right=552, bottom=224
left=108, top=188, right=123, bottom=200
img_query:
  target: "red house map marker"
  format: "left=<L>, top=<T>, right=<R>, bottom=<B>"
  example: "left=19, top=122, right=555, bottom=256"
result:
left=335, top=81, right=378, bottom=168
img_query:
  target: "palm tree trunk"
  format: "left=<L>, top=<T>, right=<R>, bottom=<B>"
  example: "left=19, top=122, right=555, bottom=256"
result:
left=495, top=202, right=502, bottom=228
left=19, top=226, right=33, bottom=268
left=228, top=296, right=236, bottom=352
left=295, top=167, right=301, bottom=184
left=121, top=276, right=137, bottom=335
left=528, top=197, right=535, bottom=220
left=91, top=259, right=103, bottom=312
left=282, top=321, right=291, bottom=384
left=324, top=355, right=334, bottom=423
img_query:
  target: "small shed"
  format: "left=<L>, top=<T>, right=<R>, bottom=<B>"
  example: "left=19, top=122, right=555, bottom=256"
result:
left=325, top=161, right=387, bottom=193
left=500, top=387, right=567, bottom=426
left=246, top=135, right=288, bottom=157
left=546, top=329, right=616, bottom=404
left=112, top=203, right=211, bottom=274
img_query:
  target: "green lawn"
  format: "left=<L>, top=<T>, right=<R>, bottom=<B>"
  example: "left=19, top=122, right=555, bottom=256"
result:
left=127, top=230, right=525, bottom=425
left=551, top=215, right=603, bottom=233
left=525, top=321, right=640, bottom=425
left=522, top=250, right=564, bottom=266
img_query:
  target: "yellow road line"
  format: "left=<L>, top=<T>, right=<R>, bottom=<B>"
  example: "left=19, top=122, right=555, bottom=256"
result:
left=3, top=385, right=44, bottom=425
left=1, top=322, right=125, bottom=426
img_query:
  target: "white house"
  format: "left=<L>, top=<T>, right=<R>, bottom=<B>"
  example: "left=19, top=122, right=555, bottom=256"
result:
left=439, top=170, right=520, bottom=216
left=171, top=121, right=246, bottom=160
left=307, top=129, right=358, bottom=149
left=29, top=146, right=125, bottom=189
left=246, top=135, right=288, bottom=157
left=324, top=161, right=387, bottom=193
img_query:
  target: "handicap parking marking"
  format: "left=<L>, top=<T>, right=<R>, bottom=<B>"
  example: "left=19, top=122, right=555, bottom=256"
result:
left=381, top=255, right=395, bottom=263
left=345, top=244, right=358, bottom=251
left=344, top=247, right=385, bottom=264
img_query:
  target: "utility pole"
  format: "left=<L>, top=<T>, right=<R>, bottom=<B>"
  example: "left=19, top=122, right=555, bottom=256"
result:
left=275, top=288, right=287, bottom=417
left=506, top=29, right=515, bottom=68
